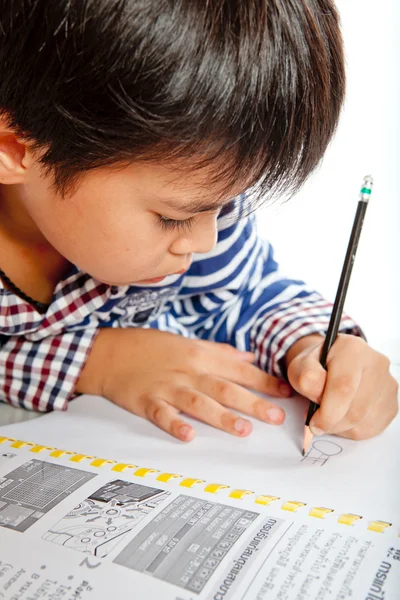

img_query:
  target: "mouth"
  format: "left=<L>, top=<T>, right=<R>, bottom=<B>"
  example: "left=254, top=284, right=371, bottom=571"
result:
left=135, top=267, right=189, bottom=285
left=136, top=275, right=168, bottom=284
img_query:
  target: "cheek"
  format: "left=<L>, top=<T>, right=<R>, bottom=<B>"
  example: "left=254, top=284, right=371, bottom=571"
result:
left=53, top=202, right=168, bottom=281
left=23, top=169, right=170, bottom=282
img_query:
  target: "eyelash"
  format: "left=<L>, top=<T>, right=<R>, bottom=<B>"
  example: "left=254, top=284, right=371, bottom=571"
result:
left=156, top=215, right=196, bottom=232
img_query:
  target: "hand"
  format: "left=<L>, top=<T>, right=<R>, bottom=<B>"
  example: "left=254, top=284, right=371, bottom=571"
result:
left=77, top=328, right=292, bottom=441
left=286, top=333, right=399, bottom=440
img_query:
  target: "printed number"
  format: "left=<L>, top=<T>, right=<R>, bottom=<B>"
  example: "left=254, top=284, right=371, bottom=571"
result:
left=79, top=557, right=102, bottom=569
left=387, top=547, right=400, bottom=561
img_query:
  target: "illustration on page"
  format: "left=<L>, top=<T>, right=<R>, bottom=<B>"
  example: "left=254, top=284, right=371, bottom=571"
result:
left=0, top=459, right=95, bottom=532
left=43, top=479, right=170, bottom=558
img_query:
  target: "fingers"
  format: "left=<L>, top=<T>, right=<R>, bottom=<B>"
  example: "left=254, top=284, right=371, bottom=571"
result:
left=336, top=376, right=399, bottom=440
left=173, top=387, right=254, bottom=437
left=287, top=334, right=364, bottom=435
left=188, top=340, right=291, bottom=398
left=198, top=340, right=255, bottom=362
left=142, top=396, right=196, bottom=443
left=287, top=343, right=327, bottom=403
left=131, top=339, right=290, bottom=441
left=308, top=339, right=395, bottom=438
left=139, top=371, right=287, bottom=441
left=319, top=369, right=379, bottom=435
left=200, top=376, right=285, bottom=425
left=218, top=353, right=292, bottom=398
left=309, top=358, right=364, bottom=435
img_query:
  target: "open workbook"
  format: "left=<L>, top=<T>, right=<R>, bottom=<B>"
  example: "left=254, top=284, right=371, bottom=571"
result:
left=0, top=394, right=399, bottom=600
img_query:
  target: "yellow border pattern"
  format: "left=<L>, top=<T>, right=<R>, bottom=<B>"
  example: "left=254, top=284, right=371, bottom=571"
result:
left=0, top=436, right=394, bottom=533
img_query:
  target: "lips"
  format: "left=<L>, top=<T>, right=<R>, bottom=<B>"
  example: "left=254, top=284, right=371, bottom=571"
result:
left=136, top=267, right=189, bottom=285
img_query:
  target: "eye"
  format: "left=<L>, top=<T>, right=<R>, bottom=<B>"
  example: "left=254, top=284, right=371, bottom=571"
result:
left=156, top=215, right=196, bottom=232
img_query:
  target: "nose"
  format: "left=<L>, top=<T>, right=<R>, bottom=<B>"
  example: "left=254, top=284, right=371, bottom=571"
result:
left=169, top=215, right=218, bottom=256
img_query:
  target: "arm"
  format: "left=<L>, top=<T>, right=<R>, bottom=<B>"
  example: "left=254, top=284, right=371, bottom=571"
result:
left=170, top=205, right=362, bottom=378
left=169, top=207, right=397, bottom=440
left=0, top=312, right=197, bottom=411
left=0, top=329, right=98, bottom=411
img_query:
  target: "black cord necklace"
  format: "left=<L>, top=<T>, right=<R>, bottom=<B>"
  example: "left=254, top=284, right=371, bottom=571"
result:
left=0, top=267, right=49, bottom=314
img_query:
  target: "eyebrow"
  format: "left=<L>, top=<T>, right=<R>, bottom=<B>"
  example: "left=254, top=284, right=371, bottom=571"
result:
left=161, top=197, right=228, bottom=215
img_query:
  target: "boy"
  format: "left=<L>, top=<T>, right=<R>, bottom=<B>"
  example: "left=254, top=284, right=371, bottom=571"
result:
left=0, top=0, right=397, bottom=442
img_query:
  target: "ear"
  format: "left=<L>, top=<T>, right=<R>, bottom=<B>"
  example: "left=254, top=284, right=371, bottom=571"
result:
left=0, top=117, right=31, bottom=184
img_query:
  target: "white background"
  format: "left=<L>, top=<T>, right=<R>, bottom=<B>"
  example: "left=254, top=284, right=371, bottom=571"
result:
left=256, top=0, right=399, bottom=360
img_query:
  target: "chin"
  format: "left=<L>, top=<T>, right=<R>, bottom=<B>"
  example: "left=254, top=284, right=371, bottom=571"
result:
left=93, top=275, right=138, bottom=286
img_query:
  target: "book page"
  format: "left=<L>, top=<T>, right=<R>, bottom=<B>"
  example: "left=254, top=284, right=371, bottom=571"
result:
left=2, top=393, right=399, bottom=524
left=0, top=444, right=399, bottom=600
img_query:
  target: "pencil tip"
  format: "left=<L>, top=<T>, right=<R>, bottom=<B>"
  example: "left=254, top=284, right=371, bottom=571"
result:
left=302, top=425, right=313, bottom=457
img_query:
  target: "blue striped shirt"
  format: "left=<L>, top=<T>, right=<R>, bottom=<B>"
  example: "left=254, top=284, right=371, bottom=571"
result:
left=0, top=199, right=360, bottom=411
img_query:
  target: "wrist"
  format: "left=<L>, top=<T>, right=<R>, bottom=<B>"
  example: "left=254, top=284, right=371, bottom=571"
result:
left=75, top=328, right=114, bottom=397
left=284, top=334, right=324, bottom=369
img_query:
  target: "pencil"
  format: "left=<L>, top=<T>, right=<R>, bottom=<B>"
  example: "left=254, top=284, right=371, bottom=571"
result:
left=302, top=175, right=373, bottom=456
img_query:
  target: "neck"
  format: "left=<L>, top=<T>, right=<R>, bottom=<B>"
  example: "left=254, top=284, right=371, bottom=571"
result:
left=0, top=183, right=51, bottom=246
left=0, top=184, right=72, bottom=299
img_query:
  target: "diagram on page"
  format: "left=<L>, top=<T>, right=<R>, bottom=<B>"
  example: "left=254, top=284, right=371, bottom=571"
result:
left=0, top=459, right=96, bottom=532
left=113, top=495, right=264, bottom=594
left=43, top=479, right=170, bottom=558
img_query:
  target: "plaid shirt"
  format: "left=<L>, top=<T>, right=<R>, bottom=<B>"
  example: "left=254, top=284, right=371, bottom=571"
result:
left=0, top=200, right=361, bottom=412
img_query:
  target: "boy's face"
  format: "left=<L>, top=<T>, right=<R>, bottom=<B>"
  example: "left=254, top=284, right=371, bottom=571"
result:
left=5, top=151, right=244, bottom=286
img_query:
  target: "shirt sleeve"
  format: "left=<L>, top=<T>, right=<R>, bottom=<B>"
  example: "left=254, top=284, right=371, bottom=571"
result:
left=0, top=312, right=198, bottom=412
left=169, top=202, right=363, bottom=379
left=0, top=329, right=98, bottom=412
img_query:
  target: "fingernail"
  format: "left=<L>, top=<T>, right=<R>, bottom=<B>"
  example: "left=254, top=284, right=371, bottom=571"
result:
left=279, top=382, right=292, bottom=397
left=179, top=425, right=194, bottom=441
left=266, top=407, right=285, bottom=424
left=234, top=418, right=251, bottom=435
left=310, top=425, right=324, bottom=436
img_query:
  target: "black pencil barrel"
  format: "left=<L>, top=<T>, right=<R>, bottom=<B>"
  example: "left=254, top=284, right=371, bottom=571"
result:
left=320, top=200, right=368, bottom=369
left=304, top=196, right=370, bottom=430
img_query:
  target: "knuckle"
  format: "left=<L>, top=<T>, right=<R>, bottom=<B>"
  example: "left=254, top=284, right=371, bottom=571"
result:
left=219, top=342, right=236, bottom=353
left=183, top=389, right=206, bottom=411
left=170, top=369, right=190, bottom=385
left=214, top=379, right=231, bottom=402
left=235, top=361, right=251, bottom=379
left=377, top=352, right=391, bottom=371
left=334, top=376, right=355, bottom=398
left=257, top=371, right=276, bottom=390
left=145, top=400, right=164, bottom=426
left=338, top=333, right=364, bottom=349
left=185, top=342, right=203, bottom=362
left=347, top=427, right=368, bottom=441
left=298, top=369, right=319, bottom=390
left=346, top=404, right=366, bottom=425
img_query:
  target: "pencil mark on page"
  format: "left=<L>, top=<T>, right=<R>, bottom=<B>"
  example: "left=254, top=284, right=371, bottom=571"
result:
left=301, top=440, right=343, bottom=466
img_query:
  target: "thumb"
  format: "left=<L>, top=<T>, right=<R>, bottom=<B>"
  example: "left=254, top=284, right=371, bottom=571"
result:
left=287, top=348, right=327, bottom=402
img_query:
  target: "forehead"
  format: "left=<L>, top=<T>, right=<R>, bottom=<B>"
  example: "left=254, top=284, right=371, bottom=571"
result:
left=125, top=160, right=250, bottom=212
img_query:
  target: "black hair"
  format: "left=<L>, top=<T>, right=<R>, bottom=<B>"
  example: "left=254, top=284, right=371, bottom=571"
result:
left=0, top=0, right=345, bottom=199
